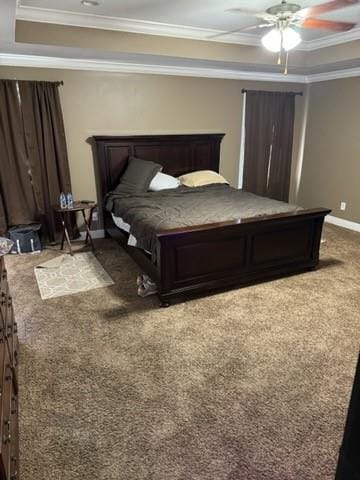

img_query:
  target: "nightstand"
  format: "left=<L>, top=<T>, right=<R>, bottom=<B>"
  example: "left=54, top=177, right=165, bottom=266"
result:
left=53, top=202, right=97, bottom=256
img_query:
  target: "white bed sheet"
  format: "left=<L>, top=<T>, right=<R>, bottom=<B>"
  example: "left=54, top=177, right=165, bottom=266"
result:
left=111, top=213, right=138, bottom=247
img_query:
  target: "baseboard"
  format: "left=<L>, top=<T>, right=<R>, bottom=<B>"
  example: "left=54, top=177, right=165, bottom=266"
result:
left=325, top=215, right=360, bottom=233
left=77, top=229, right=105, bottom=241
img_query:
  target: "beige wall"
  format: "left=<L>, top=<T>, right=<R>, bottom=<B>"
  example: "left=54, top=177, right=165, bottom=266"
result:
left=296, top=77, right=360, bottom=222
left=0, top=66, right=304, bottom=205
left=15, top=21, right=306, bottom=67
left=305, top=40, right=360, bottom=68
left=4, top=22, right=360, bottom=225
left=16, top=21, right=360, bottom=71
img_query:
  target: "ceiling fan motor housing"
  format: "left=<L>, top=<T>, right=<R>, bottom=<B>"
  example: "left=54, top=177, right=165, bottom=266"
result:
left=266, top=1, right=301, bottom=16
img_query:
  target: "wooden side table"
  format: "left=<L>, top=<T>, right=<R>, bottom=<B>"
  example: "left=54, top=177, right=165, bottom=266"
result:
left=53, top=202, right=97, bottom=256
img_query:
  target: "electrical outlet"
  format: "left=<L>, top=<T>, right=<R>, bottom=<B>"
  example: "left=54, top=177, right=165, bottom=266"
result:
left=92, top=211, right=98, bottom=221
left=340, top=202, right=347, bottom=211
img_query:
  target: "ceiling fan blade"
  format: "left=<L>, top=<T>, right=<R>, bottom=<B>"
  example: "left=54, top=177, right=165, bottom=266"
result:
left=207, top=26, right=250, bottom=39
left=243, top=23, right=273, bottom=31
left=297, top=0, right=359, bottom=18
left=226, top=8, right=272, bottom=20
left=300, top=17, right=356, bottom=31
left=226, top=7, right=263, bottom=15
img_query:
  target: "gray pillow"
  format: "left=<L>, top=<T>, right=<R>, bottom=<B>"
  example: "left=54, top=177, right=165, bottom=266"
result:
left=114, top=156, right=162, bottom=195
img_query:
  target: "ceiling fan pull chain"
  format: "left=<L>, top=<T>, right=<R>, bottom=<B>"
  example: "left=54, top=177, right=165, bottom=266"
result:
left=284, top=51, right=289, bottom=75
left=278, top=29, right=283, bottom=65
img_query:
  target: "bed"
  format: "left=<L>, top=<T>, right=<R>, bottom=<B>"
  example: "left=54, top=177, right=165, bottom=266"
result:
left=90, top=133, right=331, bottom=305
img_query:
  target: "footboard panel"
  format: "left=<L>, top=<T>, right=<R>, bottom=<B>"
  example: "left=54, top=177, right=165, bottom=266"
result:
left=156, top=208, right=331, bottom=299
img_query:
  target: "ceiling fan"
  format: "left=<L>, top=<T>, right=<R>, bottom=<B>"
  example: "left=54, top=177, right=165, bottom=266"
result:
left=212, top=0, right=359, bottom=73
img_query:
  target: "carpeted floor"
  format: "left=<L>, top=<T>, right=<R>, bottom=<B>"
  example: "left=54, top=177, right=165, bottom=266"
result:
left=6, top=224, right=360, bottom=480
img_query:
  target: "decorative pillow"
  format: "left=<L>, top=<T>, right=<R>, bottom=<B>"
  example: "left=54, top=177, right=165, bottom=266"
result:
left=149, top=172, right=181, bottom=191
left=114, top=156, right=162, bottom=195
left=178, top=170, right=229, bottom=187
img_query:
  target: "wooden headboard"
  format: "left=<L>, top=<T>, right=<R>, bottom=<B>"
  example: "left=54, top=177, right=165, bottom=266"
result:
left=90, top=133, right=225, bottom=224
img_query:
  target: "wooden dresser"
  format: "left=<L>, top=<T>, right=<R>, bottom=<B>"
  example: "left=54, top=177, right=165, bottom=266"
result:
left=0, top=256, right=19, bottom=480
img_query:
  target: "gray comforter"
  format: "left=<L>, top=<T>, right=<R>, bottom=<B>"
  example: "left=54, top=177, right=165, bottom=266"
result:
left=105, top=184, right=302, bottom=255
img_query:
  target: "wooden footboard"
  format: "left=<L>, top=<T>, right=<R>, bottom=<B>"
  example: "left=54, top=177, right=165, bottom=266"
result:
left=155, top=208, right=331, bottom=301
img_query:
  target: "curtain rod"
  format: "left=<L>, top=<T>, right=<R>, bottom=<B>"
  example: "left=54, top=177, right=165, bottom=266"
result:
left=241, top=89, right=303, bottom=96
left=1, top=79, right=64, bottom=86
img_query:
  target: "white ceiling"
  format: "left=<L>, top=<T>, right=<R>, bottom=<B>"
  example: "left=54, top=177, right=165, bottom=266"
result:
left=0, top=0, right=359, bottom=83
left=17, top=0, right=360, bottom=41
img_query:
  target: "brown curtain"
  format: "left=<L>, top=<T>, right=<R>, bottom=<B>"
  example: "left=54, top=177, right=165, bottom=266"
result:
left=0, top=79, right=77, bottom=241
left=0, top=80, right=37, bottom=233
left=242, top=90, right=296, bottom=202
left=19, top=80, right=78, bottom=241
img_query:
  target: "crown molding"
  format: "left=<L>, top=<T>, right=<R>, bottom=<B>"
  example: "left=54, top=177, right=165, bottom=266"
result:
left=1, top=52, right=360, bottom=83
left=16, top=5, right=360, bottom=51
left=0, top=53, right=305, bottom=83
left=308, top=66, right=360, bottom=82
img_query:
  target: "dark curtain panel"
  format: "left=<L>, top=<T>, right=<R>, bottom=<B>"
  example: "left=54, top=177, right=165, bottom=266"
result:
left=242, top=90, right=296, bottom=202
left=19, top=81, right=78, bottom=242
left=0, top=80, right=37, bottom=234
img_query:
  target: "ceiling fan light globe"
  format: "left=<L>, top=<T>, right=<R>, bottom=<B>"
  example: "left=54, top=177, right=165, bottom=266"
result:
left=283, top=27, right=302, bottom=50
left=261, top=27, right=302, bottom=52
left=261, top=29, right=282, bottom=52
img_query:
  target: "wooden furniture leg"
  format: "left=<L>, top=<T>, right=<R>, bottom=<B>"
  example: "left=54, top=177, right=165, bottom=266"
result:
left=60, top=212, right=73, bottom=256
left=81, top=209, right=94, bottom=251
left=60, top=225, right=65, bottom=251
left=84, top=207, right=94, bottom=246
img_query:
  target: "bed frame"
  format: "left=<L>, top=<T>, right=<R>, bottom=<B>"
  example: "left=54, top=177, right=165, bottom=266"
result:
left=91, top=134, right=331, bottom=305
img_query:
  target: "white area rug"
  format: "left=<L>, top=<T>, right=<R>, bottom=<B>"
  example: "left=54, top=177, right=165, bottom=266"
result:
left=35, top=252, right=114, bottom=299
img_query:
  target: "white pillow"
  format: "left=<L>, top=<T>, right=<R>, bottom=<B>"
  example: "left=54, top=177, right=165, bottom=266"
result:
left=149, top=171, right=181, bottom=191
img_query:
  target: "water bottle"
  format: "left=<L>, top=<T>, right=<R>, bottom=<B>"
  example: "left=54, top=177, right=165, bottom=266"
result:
left=66, top=192, right=73, bottom=209
left=59, top=192, right=66, bottom=209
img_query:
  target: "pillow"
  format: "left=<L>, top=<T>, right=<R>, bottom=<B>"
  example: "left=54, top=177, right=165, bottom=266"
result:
left=114, top=156, right=162, bottom=195
left=178, top=170, right=229, bottom=187
left=149, top=172, right=181, bottom=191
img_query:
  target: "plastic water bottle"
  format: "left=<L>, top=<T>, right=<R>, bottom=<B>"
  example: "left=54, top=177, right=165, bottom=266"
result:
left=66, top=192, right=73, bottom=209
left=59, top=192, right=66, bottom=209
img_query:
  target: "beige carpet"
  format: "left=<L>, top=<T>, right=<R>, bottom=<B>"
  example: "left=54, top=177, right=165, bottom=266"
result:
left=6, top=225, right=360, bottom=480
left=34, top=252, right=114, bottom=299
